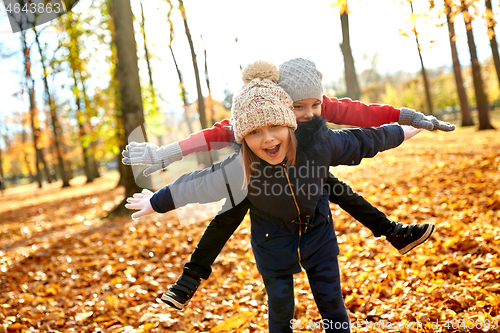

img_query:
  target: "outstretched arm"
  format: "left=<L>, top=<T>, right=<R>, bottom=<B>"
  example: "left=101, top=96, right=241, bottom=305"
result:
left=122, top=119, right=235, bottom=176
left=321, top=95, right=400, bottom=127
left=125, top=152, right=247, bottom=219
left=328, top=124, right=418, bottom=166
left=178, top=119, right=234, bottom=155
left=321, top=96, right=455, bottom=131
left=154, top=152, right=246, bottom=212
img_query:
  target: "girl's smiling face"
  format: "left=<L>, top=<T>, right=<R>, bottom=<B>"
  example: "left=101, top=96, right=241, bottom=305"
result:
left=244, top=125, right=290, bottom=165
left=292, top=98, right=322, bottom=123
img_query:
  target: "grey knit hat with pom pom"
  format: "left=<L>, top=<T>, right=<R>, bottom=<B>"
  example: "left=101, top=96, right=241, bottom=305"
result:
left=232, top=60, right=297, bottom=143
left=278, top=58, right=323, bottom=102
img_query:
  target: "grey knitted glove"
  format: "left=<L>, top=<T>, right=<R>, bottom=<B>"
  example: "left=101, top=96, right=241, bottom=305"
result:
left=122, top=141, right=183, bottom=176
left=398, top=107, right=456, bottom=131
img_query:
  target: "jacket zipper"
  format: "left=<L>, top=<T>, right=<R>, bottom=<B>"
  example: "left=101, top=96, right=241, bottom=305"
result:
left=283, top=165, right=304, bottom=269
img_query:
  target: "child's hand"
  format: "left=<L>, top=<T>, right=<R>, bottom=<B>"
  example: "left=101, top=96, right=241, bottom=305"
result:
left=125, top=189, right=155, bottom=219
left=122, top=141, right=184, bottom=177
left=402, top=125, right=423, bottom=141
left=398, top=107, right=455, bottom=131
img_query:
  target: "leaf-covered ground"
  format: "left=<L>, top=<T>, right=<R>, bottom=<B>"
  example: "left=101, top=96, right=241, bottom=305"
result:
left=1, top=123, right=500, bottom=333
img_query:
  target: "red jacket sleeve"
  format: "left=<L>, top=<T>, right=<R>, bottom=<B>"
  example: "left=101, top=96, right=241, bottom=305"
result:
left=321, top=95, right=401, bottom=127
left=178, top=119, right=235, bottom=156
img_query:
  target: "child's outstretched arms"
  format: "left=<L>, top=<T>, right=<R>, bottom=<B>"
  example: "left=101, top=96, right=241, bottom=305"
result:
left=122, top=119, right=234, bottom=177
left=329, top=124, right=420, bottom=167
left=329, top=124, right=407, bottom=166
left=125, top=152, right=247, bottom=220
left=122, top=142, right=183, bottom=176
left=321, top=96, right=455, bottom=131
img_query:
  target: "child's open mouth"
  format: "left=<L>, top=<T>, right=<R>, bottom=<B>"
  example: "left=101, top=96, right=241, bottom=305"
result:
left=264, top=144, right=281, bottom=157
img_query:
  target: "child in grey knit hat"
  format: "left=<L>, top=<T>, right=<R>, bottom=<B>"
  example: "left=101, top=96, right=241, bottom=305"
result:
left=278, top=57, right=451, bottom=128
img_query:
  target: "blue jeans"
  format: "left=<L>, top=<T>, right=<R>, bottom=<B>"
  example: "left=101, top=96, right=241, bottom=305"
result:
left=263, top=258, right=350, bottom=333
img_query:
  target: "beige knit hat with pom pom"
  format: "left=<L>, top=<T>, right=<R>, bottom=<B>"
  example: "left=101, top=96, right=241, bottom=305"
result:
left=232, top=60, right=297, bottom=143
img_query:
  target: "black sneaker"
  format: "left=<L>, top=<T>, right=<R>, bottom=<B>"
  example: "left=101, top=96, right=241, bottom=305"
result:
left=385, top=222, right=435, bottom=255
left=158, top=272, right=201, bottom=310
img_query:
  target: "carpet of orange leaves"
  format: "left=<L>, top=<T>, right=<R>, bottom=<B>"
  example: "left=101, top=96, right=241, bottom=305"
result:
left=1, top=123, right=500, bottom=332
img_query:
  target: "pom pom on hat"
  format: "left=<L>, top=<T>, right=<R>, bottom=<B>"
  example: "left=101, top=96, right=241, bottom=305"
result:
left=242, top=60, right=280, bottom=84
left=231, top=60, right=297, bottom=143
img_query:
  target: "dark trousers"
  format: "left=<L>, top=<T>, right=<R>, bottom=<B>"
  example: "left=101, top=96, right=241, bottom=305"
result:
left=185, top=173, right=390, bottom=279
left=326, top=174, right=390, bottom=237
left=185, top=199, right=250, bottom=279
left=263, top=258, right=350, bottom=333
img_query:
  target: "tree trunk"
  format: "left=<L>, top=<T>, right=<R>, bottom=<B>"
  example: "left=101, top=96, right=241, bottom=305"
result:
left=65, top=12, right=100, bottom=181
left=339, top=6, right=361, bottom=101
left=169, top=46, right=193, bottom=133
left=110, top=0, right=148, bottom=216
left=0, top=147, right=3, bottom=179
left=45, top=135, right=58, bottom=181
left=112, top=55, right=124, bottom=187
left=73, top=74, right=94, bottom=182
left=79, top=78, right=101, bottom=179
left=21, top=32, right=43, bottom=187
left=461, top=1, right=495, bottom=130
left=21, top=126, right=34, bottom=180
left=178, top=0, right=207, bottom=130
left=166, top=2, right=193, bottom=133
left=410, top=2, right=434, bottom=115
left=33, top=28, right=71, bottom=187
left=140, top=0, right=158, bottom=112
left=0, top=124, right=7, bottom=179
left=24, top=153, right=33, bottom=180
left=39, top=148, right=53, bottom=183
left=115, top=108, right=125, bottom=188
left=485, top=0, right=500, bottom=89
left=202, top=36, right=217, bottom=163
left=202, top=35, right=215, bottom=126
left=445, top=2, right=474, bottom=126
left=178, top=0, right=212, bottom=167
left=140, top=0, right=164, bottom=154
left=12, top=0, right=48, bottom=186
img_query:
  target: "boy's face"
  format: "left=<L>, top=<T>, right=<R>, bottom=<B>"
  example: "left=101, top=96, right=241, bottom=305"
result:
left=292, top=98, right=322, bottom=123
left=244, top=125, right=290, bottom=165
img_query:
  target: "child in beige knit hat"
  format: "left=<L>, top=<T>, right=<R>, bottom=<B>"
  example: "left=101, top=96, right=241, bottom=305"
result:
left=230, top=60, right=297, bottom=182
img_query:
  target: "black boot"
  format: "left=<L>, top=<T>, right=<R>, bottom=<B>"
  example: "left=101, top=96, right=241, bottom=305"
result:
left=385, top=222, right=435, bottom=255
left=159, top=268, right=202, bottom=310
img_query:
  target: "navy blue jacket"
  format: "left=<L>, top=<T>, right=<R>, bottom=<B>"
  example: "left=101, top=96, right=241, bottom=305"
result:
left=151, top=120, right=404, bottom=277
